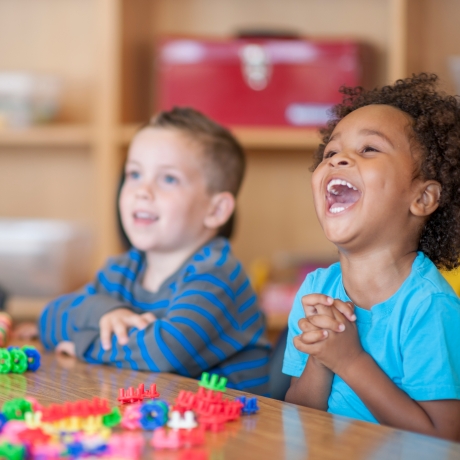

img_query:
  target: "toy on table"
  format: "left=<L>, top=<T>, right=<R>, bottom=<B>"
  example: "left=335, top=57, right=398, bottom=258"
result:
left=0, top=372, right=259, bottom=458
left=117, top=382, right=159, bottom=404
left=0, top=345, right=41, bottom=374
left=198, top=372, right=227, bottom=392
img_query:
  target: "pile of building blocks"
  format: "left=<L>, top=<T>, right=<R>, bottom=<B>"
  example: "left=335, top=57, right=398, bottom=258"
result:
left=0, top=373, right=259, bottom=459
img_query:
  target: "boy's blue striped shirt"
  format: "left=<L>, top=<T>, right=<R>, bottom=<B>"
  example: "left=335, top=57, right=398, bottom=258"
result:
left=39, top=237, right=271, bottom=395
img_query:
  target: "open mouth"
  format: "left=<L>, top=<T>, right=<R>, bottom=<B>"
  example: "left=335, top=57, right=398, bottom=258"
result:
left=133, top=211, right=159, bottom=224
left=326, top=179, right=361, bottom=214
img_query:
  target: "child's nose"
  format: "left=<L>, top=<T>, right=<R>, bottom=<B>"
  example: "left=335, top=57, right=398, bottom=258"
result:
left=328, top=151, right=354, bottom=167
left=135, top=183, right=154, bottom=200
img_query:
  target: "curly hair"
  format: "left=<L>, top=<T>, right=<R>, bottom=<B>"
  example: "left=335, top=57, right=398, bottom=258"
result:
left=312, top=73, right=460, bottom=270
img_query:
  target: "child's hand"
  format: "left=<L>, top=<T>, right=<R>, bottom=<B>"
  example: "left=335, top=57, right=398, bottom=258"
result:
left=297, top=306, right=364, bottom=376
left=99, top=308, right=156, bottom=350
left=56, top=341, right=76, bottom=357
left=301, top=294, right=356, bottom=323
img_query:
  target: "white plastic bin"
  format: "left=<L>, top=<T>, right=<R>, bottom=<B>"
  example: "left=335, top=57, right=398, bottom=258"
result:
left=0, top=218, right=91, bottom=297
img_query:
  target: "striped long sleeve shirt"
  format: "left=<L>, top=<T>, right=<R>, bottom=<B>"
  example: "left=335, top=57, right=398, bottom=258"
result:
left=39, top=237, right=271, bottom=395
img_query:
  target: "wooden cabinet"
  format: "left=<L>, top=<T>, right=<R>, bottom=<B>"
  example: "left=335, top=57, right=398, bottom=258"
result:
left=1, top=0, right=459, bottom=278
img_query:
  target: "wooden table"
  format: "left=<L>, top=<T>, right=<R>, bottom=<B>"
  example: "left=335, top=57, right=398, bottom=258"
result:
left=1, top=347, right=460, bottom=460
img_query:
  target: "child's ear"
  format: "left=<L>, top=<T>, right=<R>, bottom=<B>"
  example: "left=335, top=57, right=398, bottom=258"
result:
left=410, top=180, right=441, bottom=217
left=204, top=192, right=236, bottom=229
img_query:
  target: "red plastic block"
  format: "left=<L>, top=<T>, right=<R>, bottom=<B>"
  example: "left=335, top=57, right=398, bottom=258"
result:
left=17, top=427, right=51, bottom=445
left=118, top=383, right=160, bottom=404
left=198, top=413, right=227, bottom=432
left=180, top=427, right=205, bottom=447
left=118, top=386, right=141, bottom=404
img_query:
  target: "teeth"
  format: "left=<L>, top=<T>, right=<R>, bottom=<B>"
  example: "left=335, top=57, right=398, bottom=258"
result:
left=135, top=212, right=155, bottom=219
left=330, top=207, right=345, bottom=214
left=327, top=179, right=358, bottom=193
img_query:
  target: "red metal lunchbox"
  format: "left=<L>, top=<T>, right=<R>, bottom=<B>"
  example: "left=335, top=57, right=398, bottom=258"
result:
left=155, top=36, right=374, bottom=127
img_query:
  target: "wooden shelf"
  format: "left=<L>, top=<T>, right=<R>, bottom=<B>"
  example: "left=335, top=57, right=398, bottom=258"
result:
left=0, top=125, right=92, bottom=148
left=119, top=123, right=321, bottom=151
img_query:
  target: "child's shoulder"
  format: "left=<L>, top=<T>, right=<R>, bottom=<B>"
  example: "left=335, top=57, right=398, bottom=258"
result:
left=179, top=237, right=248, bottom=286
left=101, top=248, right=144, bottom=277
left=398, top=252, right=460, bottom=323
left=408, top=252, right=459, bottom=301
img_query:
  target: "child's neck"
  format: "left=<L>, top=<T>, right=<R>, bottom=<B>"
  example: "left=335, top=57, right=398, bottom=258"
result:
left=339, top=247, right=418, bottom=310
left=141, top=235, right=215, bottom=293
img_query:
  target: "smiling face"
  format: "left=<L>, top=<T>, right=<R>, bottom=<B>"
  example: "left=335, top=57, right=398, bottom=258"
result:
left=312, top=104, right=426, bottom=254
left=119, top=127, right=217, bottom=254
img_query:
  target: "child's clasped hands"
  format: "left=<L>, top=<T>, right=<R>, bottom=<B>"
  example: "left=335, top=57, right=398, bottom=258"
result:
left=295, top=294, right=361, bottom=375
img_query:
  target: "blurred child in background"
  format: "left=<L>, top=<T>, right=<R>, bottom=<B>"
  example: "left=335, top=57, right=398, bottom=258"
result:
left=39, top=107, right=271, bottom=395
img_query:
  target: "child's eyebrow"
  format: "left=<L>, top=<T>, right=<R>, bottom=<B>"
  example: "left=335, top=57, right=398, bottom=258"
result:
left=359, top=129, right=395, bottom=148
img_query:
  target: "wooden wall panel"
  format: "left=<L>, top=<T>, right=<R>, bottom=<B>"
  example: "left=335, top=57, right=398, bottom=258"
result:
left=0, top=148, right=95, bottom=225
left=407, top=0, right=460, bottom=94
left=232, top=150, right=337, bottom=271
left=0, top=0, right=98, bottom=122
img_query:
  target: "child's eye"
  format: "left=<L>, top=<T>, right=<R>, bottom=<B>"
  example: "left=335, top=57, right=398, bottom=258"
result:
left=324, top=150, right=337, bottom=159
left=163, top=174, right=178, bottom=184
left=125, top=170, right=140, bottom=180
left=362, top=145, right=379, bottom=154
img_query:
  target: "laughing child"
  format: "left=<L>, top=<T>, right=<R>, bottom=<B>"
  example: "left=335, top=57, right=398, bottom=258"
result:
left=283, top=74, right=460, bottom=439
left=39, top=107, right=271, bottom=395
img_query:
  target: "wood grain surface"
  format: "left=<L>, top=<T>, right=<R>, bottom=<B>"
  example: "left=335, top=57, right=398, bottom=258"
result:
left=1, top=344, right=460, bottom=460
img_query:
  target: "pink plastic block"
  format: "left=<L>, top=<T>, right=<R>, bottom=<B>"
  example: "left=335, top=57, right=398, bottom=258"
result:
left=109, top=433, right=144, bottom=459
left=1, top=420, right=28, bottom=443
left=151, top=427, right=182, bottom=449
left=121, top=403, right=142, bottom=430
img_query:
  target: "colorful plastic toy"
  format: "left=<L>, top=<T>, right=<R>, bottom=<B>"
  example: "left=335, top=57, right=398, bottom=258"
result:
left=9, top=349, right=28, bottom=373
left=198, top=372, right=227, bottom=392
left=0, top=441, right=26, bottom=460
left=121, top=403, right=141, bottom=430
left=235, top=396, right=259, bottom=415
left=0, top=346, right=41, bottom=374
left=139, top=400, right=169, bottom=430
left=108, top=433, right=144, bottom=460
left=117, top=383, right=160, bottom=404
left=0, top=412, right=7, bottom=430
left=102, top=407, right=121, bottom=428
left=151, top=427, right=182, bottom=449
left=40, top=397, right=111, bottom=423
left=0, top=348, right=12, bottom=373
left=167, top=410, right=197, bottom=430
left=180, top=427, right=205, bottom=447
left=197, top=413, right=227, bottom=432
left=17, top=427, right=51, bottom=445
left=1, top=398, right=32, bottom=421
left=22, top=346, right=41, bottom=372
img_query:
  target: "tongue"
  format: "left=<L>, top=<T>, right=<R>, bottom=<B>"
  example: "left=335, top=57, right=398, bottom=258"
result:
left=328, top=185, right=360, bottom=210
left=335, top=185, right=360, bottom=203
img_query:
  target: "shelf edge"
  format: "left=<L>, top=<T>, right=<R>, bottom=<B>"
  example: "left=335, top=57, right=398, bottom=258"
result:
left=0, top=125, right=92, bottom=148
left=118, top=123, right=321, bottom=150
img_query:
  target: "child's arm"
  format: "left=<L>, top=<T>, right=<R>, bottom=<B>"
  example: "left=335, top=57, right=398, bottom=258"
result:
left=39, top=256, right=137, bottom=351
left=78, top=268, right=266, bottom=376
left=301, top=305, right=460, bottom=440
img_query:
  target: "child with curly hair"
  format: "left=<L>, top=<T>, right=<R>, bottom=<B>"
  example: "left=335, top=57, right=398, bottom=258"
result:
left=283, top=74, right=460, bottom=439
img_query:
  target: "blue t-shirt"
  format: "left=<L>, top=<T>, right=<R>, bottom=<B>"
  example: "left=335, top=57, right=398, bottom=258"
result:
left=283, top=252, right=460, bottom=423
